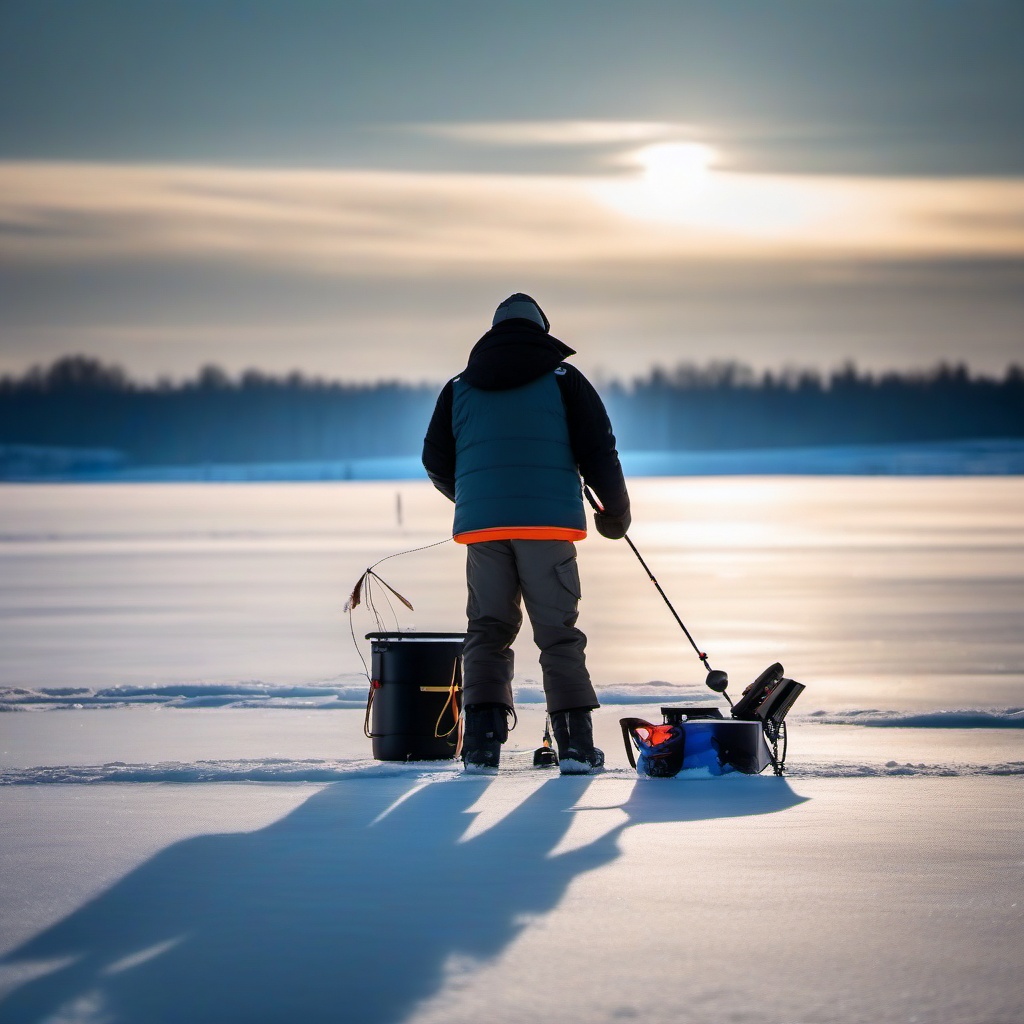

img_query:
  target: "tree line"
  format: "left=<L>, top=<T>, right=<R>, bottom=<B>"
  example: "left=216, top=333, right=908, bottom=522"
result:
left=1, top=355, right=1021, bottom=466
left=602, top=361, right=1024, bottom=451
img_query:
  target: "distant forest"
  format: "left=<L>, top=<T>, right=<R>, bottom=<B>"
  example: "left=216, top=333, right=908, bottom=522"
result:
left=1, top=355, right=1022, bottom=466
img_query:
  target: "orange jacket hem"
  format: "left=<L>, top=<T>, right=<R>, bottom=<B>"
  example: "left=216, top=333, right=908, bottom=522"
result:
left=454, top=526, right=587, bottom=545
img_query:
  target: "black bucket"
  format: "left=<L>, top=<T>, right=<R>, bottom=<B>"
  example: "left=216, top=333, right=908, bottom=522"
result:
left=365, top=631, right=466, bottom=761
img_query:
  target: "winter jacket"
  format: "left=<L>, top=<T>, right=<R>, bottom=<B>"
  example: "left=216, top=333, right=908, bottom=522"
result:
left=422, top=319, right=630, bottom=543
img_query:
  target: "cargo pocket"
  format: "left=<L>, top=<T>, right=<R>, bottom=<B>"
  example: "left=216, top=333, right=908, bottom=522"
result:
left=555, top=556, right=582, bottom=601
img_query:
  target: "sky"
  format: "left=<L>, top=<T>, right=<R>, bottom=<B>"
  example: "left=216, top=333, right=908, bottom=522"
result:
left=1, top=0, right=1022, bottom=383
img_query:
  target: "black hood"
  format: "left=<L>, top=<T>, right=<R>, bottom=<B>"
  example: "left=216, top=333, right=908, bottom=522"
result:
left=462, top=319, right=576, bottom=391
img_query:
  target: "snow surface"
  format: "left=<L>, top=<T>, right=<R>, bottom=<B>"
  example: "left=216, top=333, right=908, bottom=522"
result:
left=2, top=477, right=1022, bottom=1022
left=1, top=708, right=1023, bottom=1024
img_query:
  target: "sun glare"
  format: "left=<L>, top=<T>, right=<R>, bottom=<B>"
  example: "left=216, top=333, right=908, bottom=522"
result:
left=588, top=138, right=731, bottom=228
left=636, top=141, right=717, bottom=195
left=590, top=138, right=836, bottom=240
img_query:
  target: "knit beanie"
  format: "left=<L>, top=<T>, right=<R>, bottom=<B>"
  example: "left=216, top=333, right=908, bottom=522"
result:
left=492, top=293, right=550, bottom=332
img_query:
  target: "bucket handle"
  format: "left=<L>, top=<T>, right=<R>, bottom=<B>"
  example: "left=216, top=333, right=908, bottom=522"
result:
left=362, top=661, right=463, bottom=750
left=433, top=660, right=462, bottom=753
left=363, top=680, right=382, bottom=739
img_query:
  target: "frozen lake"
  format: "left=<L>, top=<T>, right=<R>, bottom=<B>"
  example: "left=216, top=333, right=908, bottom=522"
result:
left=1, top=477, right=1022, bottom=713
left=2, top=478, right=1023, bottom=1024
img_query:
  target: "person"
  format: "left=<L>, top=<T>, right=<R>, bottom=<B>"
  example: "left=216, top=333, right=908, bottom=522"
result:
left=422, top=293, right=630, bottom=773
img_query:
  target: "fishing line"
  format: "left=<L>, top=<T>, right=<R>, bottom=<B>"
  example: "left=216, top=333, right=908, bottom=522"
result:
left=366, top=536, right=453, bottom=573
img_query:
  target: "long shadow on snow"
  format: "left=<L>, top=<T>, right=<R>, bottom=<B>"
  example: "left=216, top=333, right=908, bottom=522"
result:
left=0, top=770, right=805, bottom=1024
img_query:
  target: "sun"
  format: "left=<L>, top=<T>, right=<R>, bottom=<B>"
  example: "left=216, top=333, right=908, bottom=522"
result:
left=635, top=141, right=717, bottom=196
left=587, top=139, right=723, bottom=226
left=589, top=138, right=827, bottom=237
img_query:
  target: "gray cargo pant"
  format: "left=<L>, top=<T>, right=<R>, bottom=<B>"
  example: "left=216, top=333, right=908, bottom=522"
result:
left=462, top=539, right=599, bottom=714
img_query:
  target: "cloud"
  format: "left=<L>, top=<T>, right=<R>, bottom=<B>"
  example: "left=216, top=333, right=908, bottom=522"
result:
left=402, top=120, right=686, bottom=146
left=1, top=160, right=1022, bottom=379
left=3, top=161, right=1023, bottom=275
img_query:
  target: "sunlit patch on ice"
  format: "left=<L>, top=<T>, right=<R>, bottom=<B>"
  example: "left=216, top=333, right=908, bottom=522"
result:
left=41, top=989, right=111, bottom=1024
left=369, top=780, right=433, bottom=826
left=456, top=775, right=550, bottom=844
left=546, top=784, right=628, bottom=859
left=101, top=936, right=184, bottom=976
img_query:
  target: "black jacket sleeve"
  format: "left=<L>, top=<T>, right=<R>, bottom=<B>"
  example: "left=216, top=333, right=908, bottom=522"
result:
left=422, top=379, right=456, bottom=502
left=556, top=366, right=630, bottom=518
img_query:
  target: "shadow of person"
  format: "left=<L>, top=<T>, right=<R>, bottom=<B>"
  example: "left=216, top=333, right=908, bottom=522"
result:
left=0, top=769, right=807, bottom=1024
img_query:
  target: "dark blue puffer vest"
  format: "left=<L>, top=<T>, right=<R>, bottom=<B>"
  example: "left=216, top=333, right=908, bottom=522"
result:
left=451, top=371, right=586, bottom=543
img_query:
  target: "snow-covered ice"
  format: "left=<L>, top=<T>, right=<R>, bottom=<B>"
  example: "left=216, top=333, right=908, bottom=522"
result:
left=1, top=710, right=1022, bottom=1024
left=1, top=478, right=1023, bottom=1022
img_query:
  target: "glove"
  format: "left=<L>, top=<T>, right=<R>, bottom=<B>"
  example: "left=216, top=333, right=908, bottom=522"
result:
left=593, top=508, right=631, bottom=540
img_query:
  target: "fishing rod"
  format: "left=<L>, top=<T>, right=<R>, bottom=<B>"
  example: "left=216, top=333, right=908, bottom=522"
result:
left=534, top=486, right=735, bottom=768
left=583, top=486, right=731, bottom=703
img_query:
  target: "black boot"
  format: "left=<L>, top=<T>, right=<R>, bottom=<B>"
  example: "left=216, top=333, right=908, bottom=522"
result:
left=462, top=703, right=512, bottom=771
left=550, top=708, right=605, bottom=775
